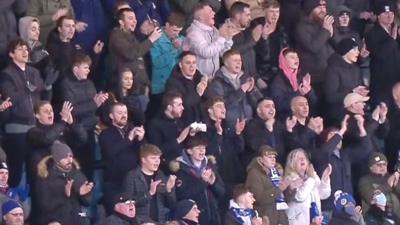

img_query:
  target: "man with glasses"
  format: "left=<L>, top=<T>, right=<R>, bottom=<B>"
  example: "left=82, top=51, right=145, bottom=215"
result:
left=103, top=192, right=138, bottom=225
left=358, top=152, right=400, bottom=219
left=1, top=200, right=24, bottom=225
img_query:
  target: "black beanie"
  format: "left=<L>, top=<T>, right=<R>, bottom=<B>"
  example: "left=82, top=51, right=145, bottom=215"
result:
left=336, top=38, right=358, bottom=56
left=373, top=0, right=394, bottom=15
left=174, top=199, right=197, bottom=219
left=303, top=0, right=322, bottom=15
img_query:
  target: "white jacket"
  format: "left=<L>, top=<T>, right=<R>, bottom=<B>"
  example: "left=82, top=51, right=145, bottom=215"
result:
left=286, top=174, right=331, bottom=225
left=186, top=20, right=233, bottom=78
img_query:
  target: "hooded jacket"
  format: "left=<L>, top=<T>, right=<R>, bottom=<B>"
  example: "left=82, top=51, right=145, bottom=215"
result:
left=34, top=156, right=91, bottom=225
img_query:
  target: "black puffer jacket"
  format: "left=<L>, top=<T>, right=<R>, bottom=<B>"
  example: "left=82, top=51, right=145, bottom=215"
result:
left=59, top=73, right=98, bottom=130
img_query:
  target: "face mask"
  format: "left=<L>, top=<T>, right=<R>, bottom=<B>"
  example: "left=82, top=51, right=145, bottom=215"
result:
left=375, top=193, right=387, bottom=207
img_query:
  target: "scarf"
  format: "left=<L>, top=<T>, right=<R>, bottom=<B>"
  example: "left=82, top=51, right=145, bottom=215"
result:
left=279, top=48, right=298, bottom=91
left=268, top=167, right=288, bottom=210
left=229, top=200, right=256, bottom=225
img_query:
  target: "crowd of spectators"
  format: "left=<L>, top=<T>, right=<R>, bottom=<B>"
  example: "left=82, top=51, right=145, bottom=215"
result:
left=1, top=0, right=400, bottom=225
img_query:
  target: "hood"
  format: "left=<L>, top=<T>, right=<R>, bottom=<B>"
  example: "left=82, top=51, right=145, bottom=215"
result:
left=37, top=155, right=80, bottom=178
left=18, top=16, right=41, bottom=49
left=169, top=151, right=216, bottom=173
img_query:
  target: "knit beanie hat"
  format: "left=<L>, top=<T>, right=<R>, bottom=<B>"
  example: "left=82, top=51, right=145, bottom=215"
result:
left=336, top=38, right=358, bottom=56
left=2, top=200, right=21, bottom=215
left=51, top=141, right=73, bottom=163
left=303, top=0, right=323, bottom=15
left=175, top=199, right=197, bottom=219
left=374, top=0, right=394, bottom=15
left=368, top=152, right=387, bottom=167
left=0, top=161, right=8, bottom=170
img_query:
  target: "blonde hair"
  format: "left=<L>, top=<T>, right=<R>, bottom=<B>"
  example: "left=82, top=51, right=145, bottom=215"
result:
left=284, top=148, right=309, bottom=178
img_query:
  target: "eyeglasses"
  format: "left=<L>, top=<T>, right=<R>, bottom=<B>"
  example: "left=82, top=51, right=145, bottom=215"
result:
left=124, top=200, right=135, bottom=205
left=9, top=212, right=23, bottom=217
left=375, top=162, right=387, bottom=167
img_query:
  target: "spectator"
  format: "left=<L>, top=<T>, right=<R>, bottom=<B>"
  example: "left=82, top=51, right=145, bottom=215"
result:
left=270, top=48, right=317, bottom=121
left=358, top=152, right=400, bottom=219
left=35, top=141, right=93, bottom=225
left=207, top=50, right=256, bottom=128
left=244, top=98, right=287, bottom=165
left=186, top=3, right=235, bottom=78
left=323, top=38, right=366, bottom=125
left=109, top=8, right=162, bottom=95
left=59, top=53, right=109, bottom=178
left=225, top=0, right=266, bottom=20
left=27, top=0, right=87, bottom=43
left=102, top=192, right=138, bottom=225
left=27, top=101, right=87, bottom=176
left=18, top=16, right=59, bottom=85
left=99, top=102, right=145, bottom=213
left=365, top=0, right=400, bottom=105
left=229, top=2, right=262, bottom=81
left=123, top=144, right=176, bottom=223
left=285, top=96, right=323, bottom=152
left=106, top=67, right=147, bottom=126
left=0, top=162, right=30, bottom=220
left=147, top=91, right=187, bottom=168
left=127, top=0, right=170, bottom=34
left=284, top=148, right=331, bottom=225
left=312, top=115, right=372, bottom=220
left=203, top=97, right=246, bottom=189
left=386, top=82, right=400, bottom=171
left=332, top=6, right=362, bottom=47
left=224, top=184, right=263, bottom=225
left=0, top=0, right=27, bottom=70
left=253, top=0, right=290, bottom=83
left=342, top=93, right=389, bottom=151
left=0, top=38, right=47, bottom=187
left=70, top=0, right=108, bottom=53
left=364, top=190, right=400, bottom=225
left=46, top=16, right=103, bottom=90
left=295, top=0, right=334, bottom=90
left=329, top=190, right=365, bottom=225
left=165, top=51, right=207, bottom=126
left=169, top=0, right=221, bottom=28
left=1, top=200, right=24, bottom=225
left=172, top=134, right=225, bottom=225
left=174, top=199, right=201, bottom=225
left=245, top=145, right=289, bottom=225
left=150, top=12, right=187, bottom=98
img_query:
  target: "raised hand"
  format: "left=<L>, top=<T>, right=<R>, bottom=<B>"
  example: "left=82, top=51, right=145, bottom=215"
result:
left=79, top=181, right=94, bottom=196
left=166, top=175, right=177, bottom=192
left=235, top=118, right=246, bottom=135
left=149, top=179, right=162, bottom=196
left=321, top=164, right=332, bottom=182
left=286, top=116, right=297, bottom=132
left=60, top=101, right=73, bottom=124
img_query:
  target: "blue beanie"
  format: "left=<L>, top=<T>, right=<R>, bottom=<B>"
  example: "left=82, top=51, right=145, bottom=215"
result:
left=2, top=200, right=21, bottom=215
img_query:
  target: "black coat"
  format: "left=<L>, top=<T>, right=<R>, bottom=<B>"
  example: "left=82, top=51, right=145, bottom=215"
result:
left=312, top=134, right=373, bottom=211
left=323, top=53, right=363, bottom=125
left=244, top=116, right=287, bottom=165
left=99, top=125, right=142, bottom=185
left=122, top=168, right=176, bottom=223
left=252, top=18, right=290, bottom=81
left=34, top=158, right=91, bottom=225
left=27, top=121, right=87, bottom=172
left=147, top=113, right=185, bottom=164
left=269, top=69, right=318, bottom=121
left=231, top=27, right=258, bottom=78
left=174, top=158, right=225, bottom=225
left=59, top=74, right=98, bottom=130
left=286, top=120, right=318, bottom=153
left=0, top=63, right=47, bottom=126
left=366, top=23, right=400, bottom=105
left=295, top=17, right=334, bottom=84
left=165, top=68, right=203, bottom=126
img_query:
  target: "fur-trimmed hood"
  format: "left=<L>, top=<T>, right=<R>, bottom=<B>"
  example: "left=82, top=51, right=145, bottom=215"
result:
left=169, top=152, right=216, bottom=173
left=37, top=155, right=81, bottom=178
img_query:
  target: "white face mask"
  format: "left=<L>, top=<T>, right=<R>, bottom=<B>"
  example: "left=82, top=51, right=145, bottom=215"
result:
left=375, top=192, right=387, bottom=207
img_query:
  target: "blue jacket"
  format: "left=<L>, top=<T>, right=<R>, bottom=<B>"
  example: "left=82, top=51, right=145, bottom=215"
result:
left=71, top=0, right=108, bottom=53
left=128, top=0, right=170, bottom=26
left=150, top=32, right=183, bottom=94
